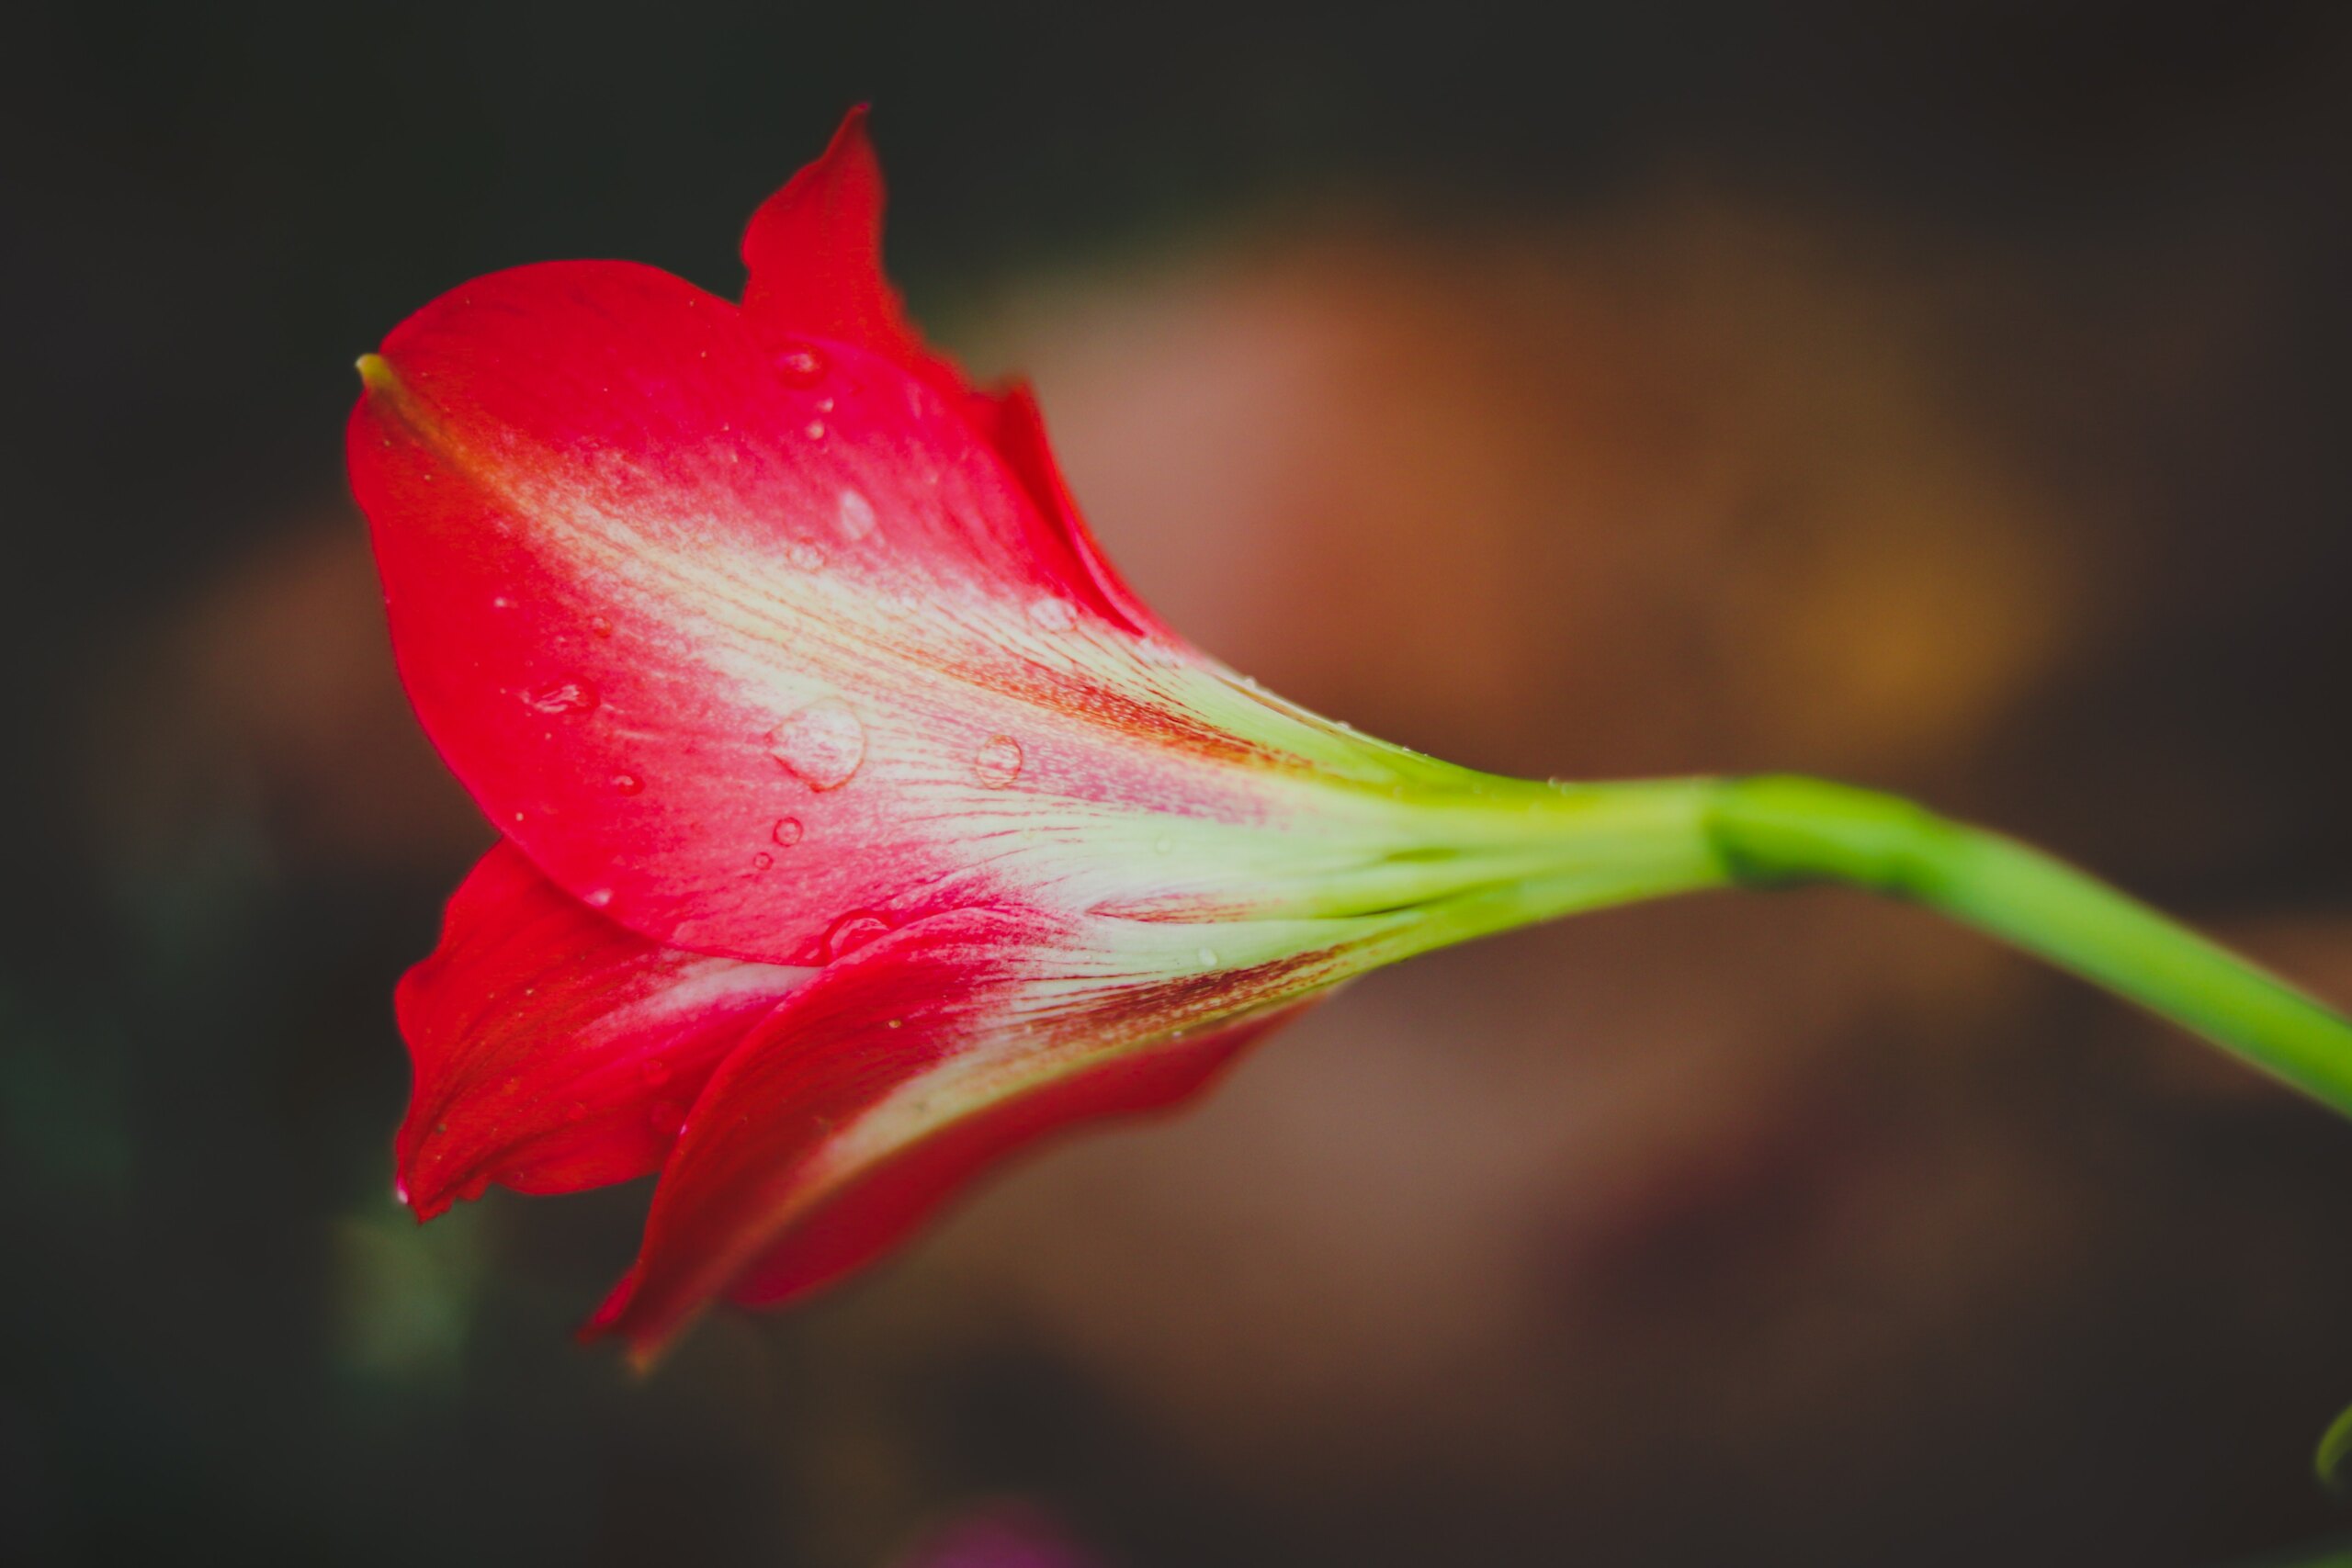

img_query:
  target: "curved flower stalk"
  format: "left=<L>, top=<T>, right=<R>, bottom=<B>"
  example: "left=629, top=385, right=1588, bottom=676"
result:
left=351, top=108, right=2352, bottom=1365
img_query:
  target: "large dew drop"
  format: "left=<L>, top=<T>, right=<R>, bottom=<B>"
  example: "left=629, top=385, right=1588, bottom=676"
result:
left=775, top=343, right=829, bottom=386
left=835, top=490, right=877, bottom=541
left=769, top=701, right=865, bottom=790
left=824, top=911, right=891, bottom=961
left=972, top=734, right=1024, bottom=788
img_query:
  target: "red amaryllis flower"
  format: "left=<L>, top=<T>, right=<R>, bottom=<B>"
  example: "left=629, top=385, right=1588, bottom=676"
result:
left=353, top=108, right=2352, bottom=1365
left=352, top=108, right=1718, bottom=1359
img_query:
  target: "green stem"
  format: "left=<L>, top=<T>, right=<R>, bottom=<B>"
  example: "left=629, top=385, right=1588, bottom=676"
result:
left=1683, top=773, right=2352, bottom=1118
left=2227, top=1540, right=2352, bottom=1568
left=1497, top=772, right=2352, bottom=1488
left=2316, top=1399, right=2352, bottom=1492
left=1363, top=769, right=2352, bottom=1483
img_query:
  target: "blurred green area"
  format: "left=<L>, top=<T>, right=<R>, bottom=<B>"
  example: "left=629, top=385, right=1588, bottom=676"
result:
left=6, top=4, right=2352, bottom=1565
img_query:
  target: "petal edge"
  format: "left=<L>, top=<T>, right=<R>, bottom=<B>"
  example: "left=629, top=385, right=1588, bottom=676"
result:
left=395, top=840, right=814, bottom=1217
left=583, top=906, right=1317, bottom=1362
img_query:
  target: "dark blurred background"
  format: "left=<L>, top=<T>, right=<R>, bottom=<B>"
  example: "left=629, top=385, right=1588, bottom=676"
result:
left=7, top=3, right=2352, bottom=1564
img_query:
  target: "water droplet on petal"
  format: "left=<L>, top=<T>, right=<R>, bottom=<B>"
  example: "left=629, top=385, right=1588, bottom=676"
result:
left=527, top=678, right=600, bottom=715
left=612, top=773, right=643, bottom=795
left=584, top=888, right=615, bottom=909
left=1153, top=834, right=1174, bottom=854
left=835, top=489, right=877, bottom=541
left=787, top=540, right=826, bottom=570
left=772, top=817, right=804, bottom=847
left=752, top=852, right=774, bottom=871
left=1197, top=947, right=1218, bottom=967
left=590, top=615, right=615, bottom=638
left=804, top=420, right=827, bottom=441
left=972, top=734, right=1024, bottom=787
left=640, top=1059, right=671, bottom=1086
left=1026, top=597, right=1078, bottom=631
left=646, top=1100, right=687, bottom=1138
left=824, top=911, right=890, bottom=960
left=392, top=1179, right=410, bottom=1206
left=492, top=594, right=514, bottom=610
left=775, top=343, right=829, bottom=385
left=769, top=701, right=865, bottom=790
left=816, top=395, right=836, bottom=414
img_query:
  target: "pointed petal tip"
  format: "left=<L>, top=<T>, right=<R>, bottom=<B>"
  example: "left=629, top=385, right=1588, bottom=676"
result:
left=390, top=1083, right=469, bottom=1223
left=817, top=103, right=876, bottom=167
left=392, top=1120, right=476, bottom=1223
left=391, top=1150, right=459, bottom=1223
left=356, top=351, right=397, bottom=392
left=578, top=1269, right=679, bottom=1373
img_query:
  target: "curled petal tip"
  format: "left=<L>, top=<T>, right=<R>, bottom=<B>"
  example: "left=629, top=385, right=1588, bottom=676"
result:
left=355, top=351, right=397, bottom=392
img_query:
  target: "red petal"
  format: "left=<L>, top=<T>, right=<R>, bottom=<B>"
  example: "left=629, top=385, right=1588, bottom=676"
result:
left=394, top=840, right=812, bottom=1218
left=741, top=110, right=1162, bottom=639
left=970, top=381, right=1170, bottom=641
left=721, top=1002, right=1301, bottom=1310
left=350, top=255, right=1276, bottom=965
left=581, top=908, right=1307, bottom=1361
left=741, top=110, right=1159, bottom=639
left=739, top=106, right=969, bottom=407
